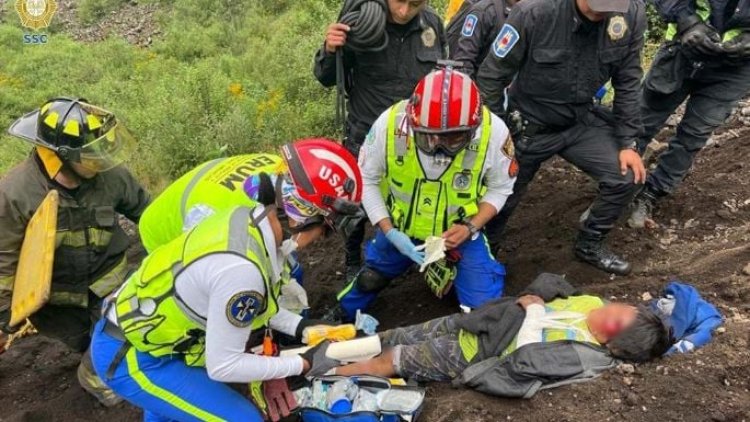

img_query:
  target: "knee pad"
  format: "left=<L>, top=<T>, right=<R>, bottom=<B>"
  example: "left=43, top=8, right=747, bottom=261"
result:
left=355, top=268, right=391, bottom=293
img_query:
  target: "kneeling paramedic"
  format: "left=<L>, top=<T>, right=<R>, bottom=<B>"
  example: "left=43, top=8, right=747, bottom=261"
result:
left=0, top=98, right=150, bottom=405
left=138, top=138, right=365, bottom=293
left=328, top=67, right=517, bottom=323
left=90, top=203, right=349, bottom=421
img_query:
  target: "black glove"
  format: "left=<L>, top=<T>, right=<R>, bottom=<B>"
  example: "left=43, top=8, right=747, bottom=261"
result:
left=327, top=208, right=366, bottom=239
left=723, top=31, right=750, bottom=59
left=300, top=341, right=341, bottom=377
left=677, top=14, right=723, bottom=56
left=255, top=172, right=277, bottom=207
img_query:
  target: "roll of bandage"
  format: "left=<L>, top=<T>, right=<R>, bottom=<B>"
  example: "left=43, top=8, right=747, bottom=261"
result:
left=280, top=335, right=382, bottom=363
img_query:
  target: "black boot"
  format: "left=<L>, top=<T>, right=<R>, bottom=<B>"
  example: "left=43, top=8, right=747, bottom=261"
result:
left=628, top=186, right=659, bottom=229
left=574, top=231, right=632, bottom=276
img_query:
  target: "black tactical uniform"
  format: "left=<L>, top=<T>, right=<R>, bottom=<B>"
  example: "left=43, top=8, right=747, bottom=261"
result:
left=313, top=10, right=447, bottom=154
left=313, top=9, right=447, bottom=271
left=477, top=0, right=646, bottom=275
left=447, top=0, right=515, bottom=78
left=630, top=0, right=750, bottom=226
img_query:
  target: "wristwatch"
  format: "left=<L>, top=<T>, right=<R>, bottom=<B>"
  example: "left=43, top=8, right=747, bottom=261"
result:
left=459, top=220, right=480, bottom=239
left=621, top=140, right=638, bottom=151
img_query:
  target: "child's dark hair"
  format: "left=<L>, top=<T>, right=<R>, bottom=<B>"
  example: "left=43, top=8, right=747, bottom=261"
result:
left=606, top=306, right=672, bottom=362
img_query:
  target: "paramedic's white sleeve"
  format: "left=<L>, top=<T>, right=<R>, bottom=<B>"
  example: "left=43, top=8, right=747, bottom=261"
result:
left=203, top=261, right=304, bottom=383
left=269, top=307, right=303, bottom=337
left=478, top=113, right=517, bottom=215
left=359, top=111, right=390, bottom=226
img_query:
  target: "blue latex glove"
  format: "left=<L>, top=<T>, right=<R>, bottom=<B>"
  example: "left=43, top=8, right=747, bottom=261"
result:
left=385, top=228, right=425, bottom=266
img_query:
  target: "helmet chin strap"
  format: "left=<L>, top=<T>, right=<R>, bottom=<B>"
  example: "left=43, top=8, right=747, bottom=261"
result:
left=36, top=146, right=64, bottom=178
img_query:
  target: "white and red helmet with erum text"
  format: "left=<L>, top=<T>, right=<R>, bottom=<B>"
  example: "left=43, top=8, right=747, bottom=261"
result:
left=407, top=67, right=482, bottom=156
left=281, top=138, right=362, bottom=218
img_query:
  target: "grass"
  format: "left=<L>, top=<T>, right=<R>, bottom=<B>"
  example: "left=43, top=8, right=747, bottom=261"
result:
left=0, top=0, right=659, bottom=190
left=0, top=0, right=344, bottom=188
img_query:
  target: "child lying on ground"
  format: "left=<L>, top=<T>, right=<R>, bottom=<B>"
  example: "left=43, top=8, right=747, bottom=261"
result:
left=335, top=273, right=673, bottom=398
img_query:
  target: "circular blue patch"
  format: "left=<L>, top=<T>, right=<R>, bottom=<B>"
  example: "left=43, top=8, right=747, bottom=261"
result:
left=226, top=291, right=264, bottom=327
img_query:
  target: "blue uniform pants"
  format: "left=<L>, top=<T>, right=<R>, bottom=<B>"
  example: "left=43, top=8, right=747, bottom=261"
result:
left=90, top=320, right=262, bottom=422
left=338, top=230, right=505, bottom=320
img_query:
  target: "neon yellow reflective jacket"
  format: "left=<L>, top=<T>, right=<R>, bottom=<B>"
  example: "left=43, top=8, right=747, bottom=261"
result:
left=665, top=0, right=742, bottom=42
left=381, top=100, right=491, bottom=240
left=115, top=206, right=279, bottom=367
left=458, top=295, right=604, bottom=362
left=139, top=154, right=286, bottom=253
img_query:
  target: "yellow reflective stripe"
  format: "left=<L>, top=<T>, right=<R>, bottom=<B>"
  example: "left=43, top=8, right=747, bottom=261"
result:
left=56, top=229, right=113, bottom=248
left=63, top=120, right=80, bottom=137
left=49, top=291, right=88, bottom=307
left=0, top=274, right=13, bottom=291
left=89, top=256, right=128, bottom=297
left=124, top=348, right=226, bottom=422
left=44, top=112, right=59, bottom=129
left=337, top=276, right=358, bottom=301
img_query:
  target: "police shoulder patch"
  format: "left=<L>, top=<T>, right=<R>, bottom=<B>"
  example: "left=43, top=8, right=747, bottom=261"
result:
left=492, top=24, right=520, bottom=58
left=226, top=290, right=264, bottom=328
left=421, top=27, right=436, bottom=48
left=461, top=14, right=478, bottom=37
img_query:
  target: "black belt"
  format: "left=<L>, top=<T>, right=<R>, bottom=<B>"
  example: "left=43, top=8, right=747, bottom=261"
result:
left=102, top=319, right=131, bottom=380
left=103, top=319, right=126, bottom=341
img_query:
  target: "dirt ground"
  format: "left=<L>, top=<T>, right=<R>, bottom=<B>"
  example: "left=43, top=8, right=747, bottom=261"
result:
left=2, top=120, right=749, bottom=421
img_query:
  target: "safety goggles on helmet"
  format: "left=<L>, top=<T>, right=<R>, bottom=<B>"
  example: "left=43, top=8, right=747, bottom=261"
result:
left=71, top=122, right=135, bottom=172
left=280, top=175, right=326, bottom=223
left=413, top=129, right=474, bottom=157
left=8, top=99, right=134, bottom=172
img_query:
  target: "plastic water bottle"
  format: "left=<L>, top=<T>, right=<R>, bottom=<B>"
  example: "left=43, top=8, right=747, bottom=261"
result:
left=326, top=378, right=358, bottom=414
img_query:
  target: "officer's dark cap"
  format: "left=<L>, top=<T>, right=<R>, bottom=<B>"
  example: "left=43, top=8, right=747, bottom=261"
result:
left=587, top=0, right=630, bottom=13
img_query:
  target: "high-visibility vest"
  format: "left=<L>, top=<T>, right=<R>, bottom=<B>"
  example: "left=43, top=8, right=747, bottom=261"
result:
left=380, top=100, right=491, bottom=240
left=139, top=154, right=285, bottom=252
left=115, top=206, right=279, bottom=367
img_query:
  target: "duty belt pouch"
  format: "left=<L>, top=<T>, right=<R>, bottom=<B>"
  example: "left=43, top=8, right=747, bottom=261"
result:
left=644, top=42, right=687, bottom=95
left=298, top=375, right=425, bottom=422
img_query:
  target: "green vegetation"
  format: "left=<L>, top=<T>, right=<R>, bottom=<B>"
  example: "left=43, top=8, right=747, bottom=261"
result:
left=0, top=0, right=658, bottom=191
left=0, top=0, right=351, bottom=188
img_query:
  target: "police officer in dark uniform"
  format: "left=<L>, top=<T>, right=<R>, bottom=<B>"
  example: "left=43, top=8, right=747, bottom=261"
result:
left=477, top=0, right=647, bottom=275
left=313, top=0, right=447, bottom=280
left=628, top=0, right=750, bottom=228
left=447, top=0, right=518, bottom=78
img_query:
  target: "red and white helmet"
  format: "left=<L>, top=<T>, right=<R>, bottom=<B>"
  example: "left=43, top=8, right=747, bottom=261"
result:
left=407, top=67, right=482, bottom=156
left=280, top=138, right=362, bottom=217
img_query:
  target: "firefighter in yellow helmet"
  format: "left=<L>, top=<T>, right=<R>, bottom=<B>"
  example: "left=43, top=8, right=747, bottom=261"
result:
left=0, top=98, right=150, bottom=404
